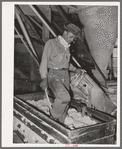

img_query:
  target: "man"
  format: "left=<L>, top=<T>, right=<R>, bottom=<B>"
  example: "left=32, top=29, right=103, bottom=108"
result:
left=39, top=23, right=81, bottom=124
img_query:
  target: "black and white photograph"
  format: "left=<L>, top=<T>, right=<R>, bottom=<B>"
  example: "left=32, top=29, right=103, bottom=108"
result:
left=2, top=1, right=120, bottom=147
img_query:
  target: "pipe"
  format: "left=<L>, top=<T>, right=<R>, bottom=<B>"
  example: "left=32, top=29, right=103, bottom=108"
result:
left=14, top=26, right=39, bottom=66
left=15, top=12, right=40, bottom=62
left=15, top=5, right=44, bottom=46
left=72, top=57, right=81, bottom=67
left=29, top=5, right=56, bottom=37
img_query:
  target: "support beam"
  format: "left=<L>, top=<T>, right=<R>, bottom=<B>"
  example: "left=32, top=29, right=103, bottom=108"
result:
left=14, top=26, right=39, bottom=66
left=29, top=5, right=56, bottom=37
left=16, top=5, right=44, bottom=46
left=15, top=11, right=40, bottom=62
left=28, top=15, right=43, bottom=30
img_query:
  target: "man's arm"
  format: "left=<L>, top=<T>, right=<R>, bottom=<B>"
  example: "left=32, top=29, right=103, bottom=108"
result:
left=69, top=63, right=86, bottom=74
left=39, top=40, right=51, bottom=79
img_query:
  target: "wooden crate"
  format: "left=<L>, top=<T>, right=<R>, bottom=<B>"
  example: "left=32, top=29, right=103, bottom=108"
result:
left=14, top=93, right=116, bottom=144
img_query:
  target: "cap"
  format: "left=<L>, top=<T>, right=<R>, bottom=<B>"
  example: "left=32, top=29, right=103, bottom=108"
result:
left=64, top=23, right=81, bottom=36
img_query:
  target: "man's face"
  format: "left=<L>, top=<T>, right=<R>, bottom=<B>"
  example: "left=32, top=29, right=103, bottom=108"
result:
left=63, top=31, right=76, bottom=44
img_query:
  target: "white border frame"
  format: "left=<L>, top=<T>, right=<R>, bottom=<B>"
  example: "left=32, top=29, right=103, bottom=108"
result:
left=2, top=1, right=120, bottom=147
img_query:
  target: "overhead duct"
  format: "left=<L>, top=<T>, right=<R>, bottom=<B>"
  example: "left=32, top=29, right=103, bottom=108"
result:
left=77, top=6, right=118, bottom=72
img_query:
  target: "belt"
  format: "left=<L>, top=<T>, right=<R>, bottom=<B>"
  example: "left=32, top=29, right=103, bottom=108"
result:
left=49, top=68, right=68, bottom=71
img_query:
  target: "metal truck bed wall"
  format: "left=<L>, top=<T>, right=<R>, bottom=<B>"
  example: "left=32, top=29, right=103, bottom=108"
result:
left=14, top=92, right=116, bottom=144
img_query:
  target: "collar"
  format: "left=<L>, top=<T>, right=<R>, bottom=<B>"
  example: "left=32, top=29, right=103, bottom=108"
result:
left=58, top=35, right=70, bottom=49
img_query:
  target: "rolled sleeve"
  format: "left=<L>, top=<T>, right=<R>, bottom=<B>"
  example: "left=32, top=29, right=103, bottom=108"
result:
left=69, top=63, right=76, bottom=72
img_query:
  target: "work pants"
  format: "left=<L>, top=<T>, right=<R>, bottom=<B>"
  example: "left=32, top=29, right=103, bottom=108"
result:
left=48, top=68, right=70, bottom=124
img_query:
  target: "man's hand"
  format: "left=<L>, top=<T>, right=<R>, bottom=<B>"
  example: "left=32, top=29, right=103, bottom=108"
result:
left=40, top=78, right=47, bottom=90
left=75, top=68, right=86, bottom=74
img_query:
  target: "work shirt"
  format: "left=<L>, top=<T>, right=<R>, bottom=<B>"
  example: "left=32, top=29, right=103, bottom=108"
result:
left=39, top=35, right=76, bottom=79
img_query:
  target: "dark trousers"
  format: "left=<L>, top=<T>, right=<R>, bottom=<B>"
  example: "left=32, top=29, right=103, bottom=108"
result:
left=48, top=68, right=70, bottom=124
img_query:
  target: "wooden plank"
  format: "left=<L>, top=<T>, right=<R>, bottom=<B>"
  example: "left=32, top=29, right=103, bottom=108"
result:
left=16, top=92, right=45, bottom=101
left=14, top=96, right=70, bottom=137
left=86, top=134, right=115, bottom=144
left=14, top=110, right=56, bottom=144
left=70, top=120, right=116, bottom=138
left=14, top=102, right=70, bottom=144
left=70, top=122, right=116, bottom=144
